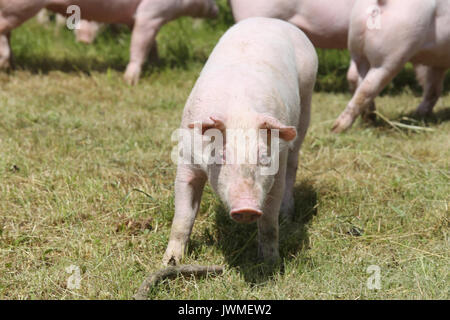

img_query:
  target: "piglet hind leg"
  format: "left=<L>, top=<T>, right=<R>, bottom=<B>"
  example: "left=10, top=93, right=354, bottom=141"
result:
left=353, top=61, right=377, bottom=123
left=415, top=67, right=447, bottom=117
left=347, top=59, right=359, bottom=94
left=361, top=101, right=377, bottom=123
left=332, top=65, right=400, bottom=133
left=0, top=0, right=46, bottom=70
left=124, top=6, right=164, bottom=85
left=163, top=165, right=207, bottom=266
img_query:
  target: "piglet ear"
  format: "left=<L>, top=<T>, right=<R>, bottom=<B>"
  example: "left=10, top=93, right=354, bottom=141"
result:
left=260, top=115, right=297, bottom=141
left=188, top=116, right=225, bottom=134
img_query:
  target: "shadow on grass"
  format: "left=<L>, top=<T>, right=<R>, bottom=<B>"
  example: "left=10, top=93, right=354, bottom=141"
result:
left=402, top=106, right=450, bottom=125
left=195, top=180, right=317, bottom=285
left=13, top=55, right=128, bottom=75
left=11, top=27, right=208, bottom=76
left=355, top=105, right=450, bottom=134
left=12, top=49, right=209, bottom=78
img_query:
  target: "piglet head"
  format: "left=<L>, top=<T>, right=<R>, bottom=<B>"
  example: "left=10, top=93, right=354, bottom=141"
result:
left=189, top=114, right=296, bottom=224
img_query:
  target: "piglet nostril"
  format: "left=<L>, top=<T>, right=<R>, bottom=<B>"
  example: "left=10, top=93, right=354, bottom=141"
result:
left=232, top=213, right=244, bottom=222
left=230, top=208, right=263, bottom=224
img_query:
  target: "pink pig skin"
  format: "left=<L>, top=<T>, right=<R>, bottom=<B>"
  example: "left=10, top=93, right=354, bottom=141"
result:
left=0, top=0, right=47, bottom=68
left=229, top=0, right=356, bottom=49
left=75, top=20, right=103, bottom=44
left=0, top=0, right=219, bottom=84
left=229, top=0, right=441, bottom=119
left=228, top=0, right=361, bottom=93
left=163, top=17, right=318, bottom=265
left=332, top=0, right=450, bottom=133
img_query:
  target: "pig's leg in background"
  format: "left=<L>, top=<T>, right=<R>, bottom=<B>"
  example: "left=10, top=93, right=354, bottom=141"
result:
left=415, top=66, right=446, bottom=117
left=124, top=19, right=162, bottom=85
left=124, top=2, right=165, bottom=85
left=414, top=63, right=428, bottom=90
left=0, top=0, right=47, bottom=69
left=347, top=59, right=377, bottom=122
left=163, top=165, right=207, bottom=266
left=258, top=154, right=288, bottom=263
left=354, top=60, right=377, bottom=123
left=0, top=32, right=12, bottom=69
left=347, top=59, right=359, bottom=93
left=0, top=11, right=13, bottom=69
left=332, top=58, right=404, bottom=133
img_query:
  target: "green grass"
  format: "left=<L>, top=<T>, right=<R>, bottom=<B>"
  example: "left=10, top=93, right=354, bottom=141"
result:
left=0, top=5, right=449, bottom=299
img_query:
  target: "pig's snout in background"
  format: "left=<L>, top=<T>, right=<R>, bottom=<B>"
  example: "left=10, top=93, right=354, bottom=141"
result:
left=75, top=21, right=101, bottom=44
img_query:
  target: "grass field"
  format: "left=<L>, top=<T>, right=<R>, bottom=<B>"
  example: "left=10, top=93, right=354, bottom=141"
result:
left=0, top=6, right=449, bottom=299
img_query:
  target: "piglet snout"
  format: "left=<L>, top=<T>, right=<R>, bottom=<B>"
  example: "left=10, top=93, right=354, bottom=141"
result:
left=230, top=207, right=263, bottom=224
left=228, top=180, right=262, bottom=223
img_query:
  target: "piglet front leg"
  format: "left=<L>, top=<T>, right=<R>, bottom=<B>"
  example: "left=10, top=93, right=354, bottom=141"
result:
left=258, top=157, right=287, bottom=263
left=0, top=33, right=12, bottom=69
left=163, top=165, right=206, bottom=266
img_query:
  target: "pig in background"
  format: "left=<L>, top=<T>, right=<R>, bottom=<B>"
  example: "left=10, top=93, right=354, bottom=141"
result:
left=163, top=17, right=318, bottom=265
left=229, top=0, right=446, bottom=126
left=36, top=9, right=102, bottom=44
left=228, top=0, right=361, bottom=94
left=0, top=0, right=219, bottom=84
left=332, top=0, right=450, bottom=133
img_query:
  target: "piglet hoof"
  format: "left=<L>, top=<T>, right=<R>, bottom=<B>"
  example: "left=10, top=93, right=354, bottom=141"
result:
left=415, top=106, right=433, bottom=118
left=0, top=56, right=11, bottom=70
left=124, top=63, right=141, bottom=86
left=257, top=245, right=280, bottom=265
left=331, top=112, right=355, bottom=133
left=280, top=201, right=295, bottom=223
left=257, top=252, right=281, bottom=266
left=162, top=241, right=184, bottom=266
left=0, top=40, right=11, bottom=70
left=361, top=110, right=377, bottom=123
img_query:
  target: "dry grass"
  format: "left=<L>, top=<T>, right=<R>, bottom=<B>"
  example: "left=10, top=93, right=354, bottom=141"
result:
left=0, top=15, right=448, bottom=300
